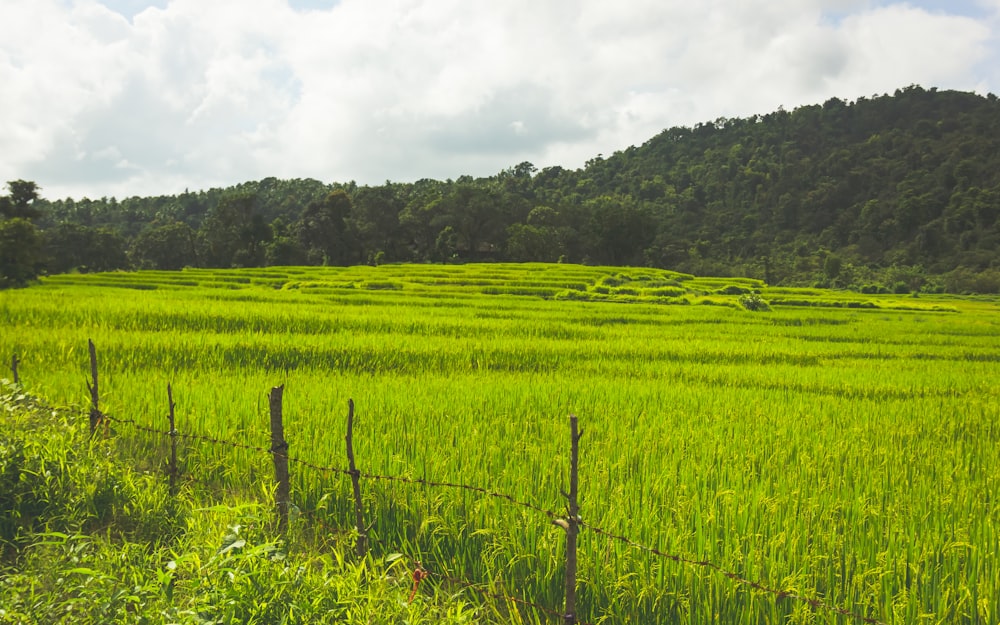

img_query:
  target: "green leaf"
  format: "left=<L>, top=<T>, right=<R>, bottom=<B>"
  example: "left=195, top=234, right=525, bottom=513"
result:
left=218, top=538, right=246, bottom=554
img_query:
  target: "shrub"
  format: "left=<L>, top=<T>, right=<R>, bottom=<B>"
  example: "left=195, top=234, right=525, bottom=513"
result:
left=739, top=293, right=771, bottom=312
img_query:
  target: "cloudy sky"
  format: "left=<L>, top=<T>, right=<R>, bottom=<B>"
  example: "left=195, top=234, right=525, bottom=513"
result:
left=2, top=0, right=999, bottom=200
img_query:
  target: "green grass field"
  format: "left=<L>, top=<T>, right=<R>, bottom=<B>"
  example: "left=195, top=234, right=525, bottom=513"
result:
left=2, top=263, right=998, bottom=624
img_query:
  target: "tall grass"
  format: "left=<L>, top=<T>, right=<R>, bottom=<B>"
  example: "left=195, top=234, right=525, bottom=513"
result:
left=2, top=263, right=998, bottom=623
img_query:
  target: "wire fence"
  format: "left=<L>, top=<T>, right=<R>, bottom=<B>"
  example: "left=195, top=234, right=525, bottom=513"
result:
left=8, top=343, right=888, bottom=625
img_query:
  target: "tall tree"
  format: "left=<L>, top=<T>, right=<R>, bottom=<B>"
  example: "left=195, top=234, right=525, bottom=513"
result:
left=0, top=180, right=42, bottom=220
left=131, top=221, right=198, bottom=270
left=198, top=192, right=270, bottom=267
left=0, top=218, right=44, bottom=287
left=296, top=190, right=354, bottom=265
left=350, top=184, right=404, bottom=263
left=44, top=224, right=129, bottom=273
left=0, top=181, right=45, bottom=287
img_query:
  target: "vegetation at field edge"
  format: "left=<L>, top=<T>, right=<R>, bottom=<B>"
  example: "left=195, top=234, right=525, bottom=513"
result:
left=0, top=381, right=522, bottom=625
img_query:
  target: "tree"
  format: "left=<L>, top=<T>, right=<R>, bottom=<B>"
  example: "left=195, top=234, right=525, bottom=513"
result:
left=265, top=217, right=308, bottom=266
left=296, top=190, right=354, bottom=265
left=350, top=185, right=404, bottom=263
left=131, top=221, right=198, bottom=270
left=0, top=180, right=41, bottom=220
left=0, top=181, right=45, bottom=287
left=581, top=195, right=656, bottom=265
left=198, top=193, right=270, bottom=267
left=0, top=218, right=44, bottom=287
left=505, top=206, right=574, bottom=262
left=438, top=183, right=506, bottom=259
left=265, top=236, right=308, bottom=266
left=44, top=224, right=129, bottom=273
left=398, top=182, right=449, bottom=261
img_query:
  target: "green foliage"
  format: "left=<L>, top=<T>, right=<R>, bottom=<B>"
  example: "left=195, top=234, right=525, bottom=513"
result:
left=738, top=292, right=771, bottom=311
left=44, top=223, right=130, bottom=274
left=0, top=381, right=496, bottom=625
left=131, top=221, right=198, bottom=270
left=0, top=218, right=45, bottom=288
left=28, top=88, right=1000, bottom=290
left=0, top=381, right=184, bottom=556
left=297, top=190, right=355, bottom=265
left=198, top=192, right=272, bottom=268
left=0, top=180, right=41, bottom=220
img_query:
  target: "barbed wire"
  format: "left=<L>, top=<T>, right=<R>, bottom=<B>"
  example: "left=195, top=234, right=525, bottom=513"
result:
left=101, top=411, right=561, bottom=518
left=101, top=412, right=299, bottom=459
left=358, top=471, right=561, bottom=519
left=99, top=408, right=884, bottom=625
left=579, top=520, right=886, bottom=625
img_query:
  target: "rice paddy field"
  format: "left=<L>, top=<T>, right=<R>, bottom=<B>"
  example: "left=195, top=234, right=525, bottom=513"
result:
left=1, top=263, right=998, bottom=624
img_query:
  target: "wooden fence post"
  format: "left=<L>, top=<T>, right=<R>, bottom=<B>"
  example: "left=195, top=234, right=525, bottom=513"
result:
left=561, top=414, right=583, bottom=625
left=10, top=354, right=19, bottom=385
left=167, top=383, right=178, bottom=496
left=269, top=385, right=290, bottom=532
left=345, top=398, right=368, bottom=558
left=86, top=339, right=101, bottom=435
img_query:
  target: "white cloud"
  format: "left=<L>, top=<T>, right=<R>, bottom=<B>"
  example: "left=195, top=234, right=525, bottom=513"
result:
left=0, top=0, right=997, bottom=199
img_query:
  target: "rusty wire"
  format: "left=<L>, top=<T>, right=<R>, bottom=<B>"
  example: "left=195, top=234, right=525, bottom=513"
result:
left=579, top=520, right=886, bottom=625
left=102, top=410, right=886, bottom=625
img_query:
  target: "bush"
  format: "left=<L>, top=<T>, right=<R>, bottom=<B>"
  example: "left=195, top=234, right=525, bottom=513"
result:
left=0, top=381, right=185, bottom=556
left=739, top=293, right=771, bottom=312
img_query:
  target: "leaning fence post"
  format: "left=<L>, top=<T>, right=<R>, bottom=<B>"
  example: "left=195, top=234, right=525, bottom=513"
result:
left=560, top=414, right=583, bottom=625
left=167, top=383, right=179, bottom=496
left=269, top=385, right=290, bottom=532
left=10, top=354, right=19, bottom=385
left=86, top=339, right=101, bottom=434
left=345, top=398, right=368, bottom=558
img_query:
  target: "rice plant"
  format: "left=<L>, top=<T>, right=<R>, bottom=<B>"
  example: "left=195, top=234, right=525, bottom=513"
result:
left=1, top=263, right=997, bottom=624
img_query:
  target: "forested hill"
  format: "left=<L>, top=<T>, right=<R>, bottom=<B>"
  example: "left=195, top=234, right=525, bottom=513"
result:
left=2, top=85, right=999, bottom=292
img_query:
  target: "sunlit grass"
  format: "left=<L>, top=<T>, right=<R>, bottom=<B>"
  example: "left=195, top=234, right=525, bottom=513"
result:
left=2, top=263, right=998, bottom=624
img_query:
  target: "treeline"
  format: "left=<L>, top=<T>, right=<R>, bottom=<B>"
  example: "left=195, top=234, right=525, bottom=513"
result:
left=2, top=85, right=999, bottom=292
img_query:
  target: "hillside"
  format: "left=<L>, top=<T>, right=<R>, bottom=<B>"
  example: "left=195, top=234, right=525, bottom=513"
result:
left=3, top=85, right=999, bottom=292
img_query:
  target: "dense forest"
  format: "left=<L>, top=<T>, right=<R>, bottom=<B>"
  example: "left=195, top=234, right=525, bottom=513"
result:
left=2, top=85, right=999, bottom=292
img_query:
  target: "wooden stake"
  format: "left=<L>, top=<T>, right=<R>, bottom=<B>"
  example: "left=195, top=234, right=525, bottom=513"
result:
left=167, top=383, right=178, bottom=496
left=346, top=398, right=368, bottom=558
left=10, top=354, right=19, bottom=385
left=562, top=414, right=583, bottom=625
left=87, top=339, right=100, bottom=435
left=269, top=385, right=290, bottom=532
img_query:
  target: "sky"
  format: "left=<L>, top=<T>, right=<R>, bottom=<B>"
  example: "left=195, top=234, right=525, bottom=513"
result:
left=1, top=0, right=999, bottom=200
